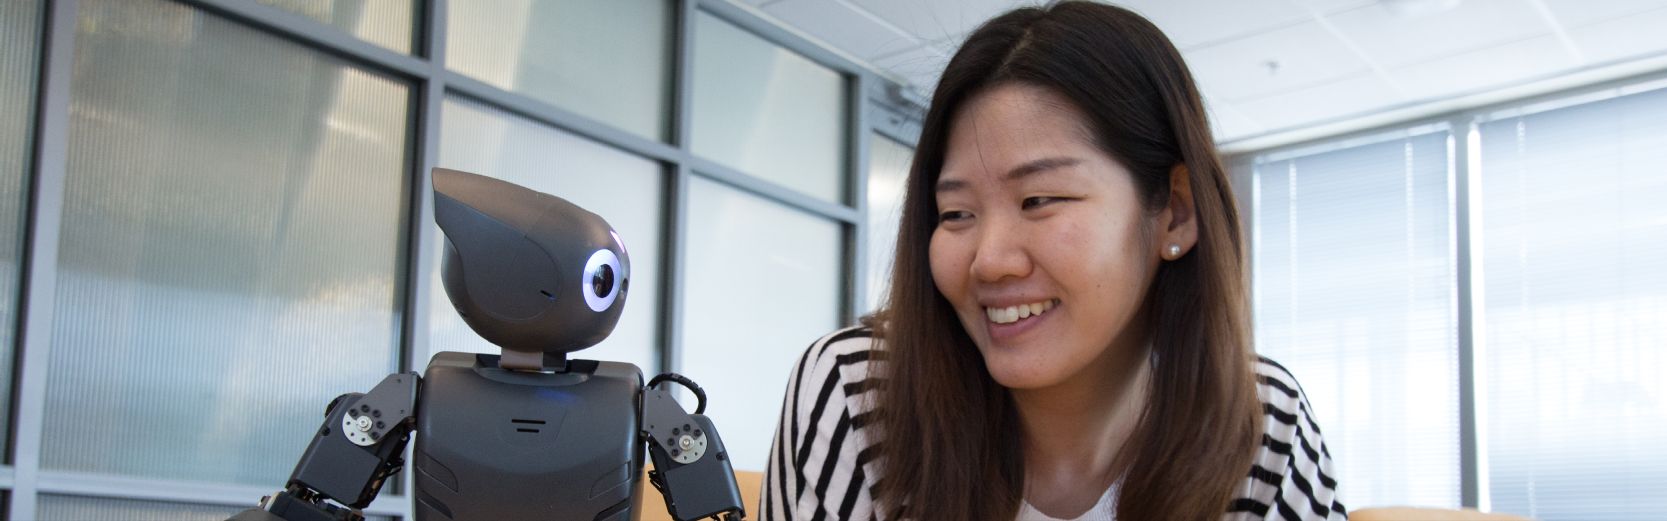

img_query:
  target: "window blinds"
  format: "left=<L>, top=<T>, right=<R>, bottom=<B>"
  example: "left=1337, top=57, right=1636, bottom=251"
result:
left=1476, top=85, right=1667, bottom=520
left=1252, top=129, right=1461, bottom=510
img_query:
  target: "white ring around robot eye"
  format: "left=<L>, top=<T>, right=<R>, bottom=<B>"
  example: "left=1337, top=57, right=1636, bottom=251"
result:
left=582, top=249, right=622, bottom=312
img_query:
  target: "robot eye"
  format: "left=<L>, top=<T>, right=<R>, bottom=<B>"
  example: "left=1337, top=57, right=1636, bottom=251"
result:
left=582, top=248, right=623, bottom=312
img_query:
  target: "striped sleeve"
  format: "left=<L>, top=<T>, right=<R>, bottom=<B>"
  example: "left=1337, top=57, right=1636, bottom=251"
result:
left=1230, top=356, right=1349, bottom=521
left=762, top=327, right=881, bottom=521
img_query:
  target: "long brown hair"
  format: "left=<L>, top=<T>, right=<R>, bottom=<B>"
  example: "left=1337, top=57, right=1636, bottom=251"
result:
left=867, top=2, right=1262, bottom=520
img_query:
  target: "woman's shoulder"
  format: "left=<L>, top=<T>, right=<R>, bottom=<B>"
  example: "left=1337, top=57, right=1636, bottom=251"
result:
left=766, top=326, right=887, bottom=520
left=790, top=325, right=884, bottom=386
left=1251, top=355, right=1314, bottom=421
left=1235, top=354, right=1348, bottom=520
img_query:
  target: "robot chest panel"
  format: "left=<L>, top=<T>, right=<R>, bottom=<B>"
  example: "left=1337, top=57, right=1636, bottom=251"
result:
left=413, top=364, right=643, bottom=520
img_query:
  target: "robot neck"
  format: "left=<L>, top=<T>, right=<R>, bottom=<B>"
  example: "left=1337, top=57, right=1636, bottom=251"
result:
left=498, top=349, right=567, bottom=372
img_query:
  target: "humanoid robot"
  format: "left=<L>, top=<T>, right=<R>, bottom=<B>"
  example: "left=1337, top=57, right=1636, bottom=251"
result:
left=229, top=168, right=746, bottom=521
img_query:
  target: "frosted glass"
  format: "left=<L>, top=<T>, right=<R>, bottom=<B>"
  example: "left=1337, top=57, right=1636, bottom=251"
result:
left=691, top=12, right=847, bottom=203
left=447, top=0, right=672, bottom=140
left=680, top=177, right=843, bottom=472
left=46, top=0, right=409, bottom=485
left=864, top=134, right=911, bottom=313
left=1253, top=131, right=1460, bottom=509
left=256, top=0, right=414, bottom=53
left=434, top=95, right=664, bottom=372
left=0, top=0, right=43, bottom=457
left=1478, top=86, right=1667, bottom=521
left=37, top=495, right=392, bottom=521
left=39, top=496, right=244, bottom=521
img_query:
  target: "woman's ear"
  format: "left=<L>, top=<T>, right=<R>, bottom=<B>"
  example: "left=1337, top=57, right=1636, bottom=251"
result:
left=1158, top=163, right=1198, bottom=260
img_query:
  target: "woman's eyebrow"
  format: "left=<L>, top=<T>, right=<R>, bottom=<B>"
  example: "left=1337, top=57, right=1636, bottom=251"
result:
left=936, top=156, right=1082, bottom=194
left=1006, top=156, right=1081, bottom=181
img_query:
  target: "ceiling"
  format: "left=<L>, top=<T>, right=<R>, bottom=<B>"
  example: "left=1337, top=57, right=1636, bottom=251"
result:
left=731, top=0, right=1667, bottom=151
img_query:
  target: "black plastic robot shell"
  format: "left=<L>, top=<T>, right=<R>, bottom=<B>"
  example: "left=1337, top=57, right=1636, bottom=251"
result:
left=432, top=168, right=630, bottom=356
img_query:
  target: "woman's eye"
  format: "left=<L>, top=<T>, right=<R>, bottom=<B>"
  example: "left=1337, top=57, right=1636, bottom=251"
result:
left=1022, top=196, right=1063, bottom=210
left=938, top=210, right=972, bottom=223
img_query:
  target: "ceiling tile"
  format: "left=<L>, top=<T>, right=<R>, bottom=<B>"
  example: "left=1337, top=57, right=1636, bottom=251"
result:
left=1204, top=97, right=1267, bottom=142
left=871, top=41, right=954, bottom=91
left=1114, top=0, right=1342, bottom=50
left=761, top=0, right=922, bottom=61
left=845, top=0, right=1029, bottom=43
left=1184, top=20, right=1371, bottom=102
left=1232, top=72, right=1402, bottom=131
left=1567, top=5, right=1667, bottom=63
left=1537, top=0, right=1667, bottom=29
left=1290, top=0, right=1385, bottom=13
left=1324, top=0, right=1552, bottom=68
left=1389, top=34, right=1579, bottom=101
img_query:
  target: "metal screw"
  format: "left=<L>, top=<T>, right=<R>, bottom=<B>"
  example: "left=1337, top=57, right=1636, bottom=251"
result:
left=679, top=435, right=694, bottom=451
left=354, top=416, right=373, bottom=432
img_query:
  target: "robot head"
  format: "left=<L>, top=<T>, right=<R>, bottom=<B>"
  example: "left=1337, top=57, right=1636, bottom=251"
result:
left=431, top=168, right=630, bottom=361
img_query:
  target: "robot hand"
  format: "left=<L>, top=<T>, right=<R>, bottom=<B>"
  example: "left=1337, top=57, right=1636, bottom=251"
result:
left=231, top=373, right=418, bottom=521
left=642, top=374, right=747, bottom=521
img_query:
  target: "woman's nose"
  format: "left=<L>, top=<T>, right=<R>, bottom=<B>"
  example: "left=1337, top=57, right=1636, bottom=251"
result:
left=968, top=218, right=1032, bottom=283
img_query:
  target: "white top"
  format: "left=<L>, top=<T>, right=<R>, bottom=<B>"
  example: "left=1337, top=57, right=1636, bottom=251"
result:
left=1016, top=483, right=1119, bottom=521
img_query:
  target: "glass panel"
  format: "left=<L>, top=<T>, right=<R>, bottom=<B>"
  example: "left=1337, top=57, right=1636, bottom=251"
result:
left=1253, top=130, right=1460, bottom=509
left=0, top=0, right=44, bottom=457
left=38, top=495, right=394, bottom=521
left=691, top=11, right=847, bottom=203
left=447, top=0, right=672, bottom=140
left=45, top=0, right=409, bottom=485
left=39, top=496, right=243, bottom=521
left=864, top=134, right=911, bottom=313
left=254, top=0, right=414, bottom=54
left=434, top=96, right=664, bottom=371
left=679, top=177, right=843, bottom=472
left=1479, top=87, right=1667, bottom=521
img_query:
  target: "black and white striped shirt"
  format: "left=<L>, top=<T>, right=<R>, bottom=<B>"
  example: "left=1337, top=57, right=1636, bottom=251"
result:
left=763, top=326, right=1348, bottom=521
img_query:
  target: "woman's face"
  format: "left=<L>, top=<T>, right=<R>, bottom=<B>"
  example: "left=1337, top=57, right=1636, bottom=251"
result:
left=929, top=84, right=1166, bottom=390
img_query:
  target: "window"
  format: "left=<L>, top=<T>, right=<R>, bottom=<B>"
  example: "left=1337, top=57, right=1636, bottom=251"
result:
left=1244, top=81, right=1667, bottom=520
left=448, top=0, right=673, bottom=141
left=256, top=0, right=415, bottom=53
left=46, top=0, right=409, bottom=484
left=0, top=0, right=43, bottom=451
left=864, top=133, right=912, bottom=312
left=678, top=177, right=844, bottom=472
left=1476, top=85, right=1667, bottom=520
left=691, top=11, right=848, bottom=203
left=1252, top=128, right=1461, bottom=509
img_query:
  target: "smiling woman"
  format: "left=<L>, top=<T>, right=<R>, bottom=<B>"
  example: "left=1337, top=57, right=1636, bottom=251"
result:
left=763, top=2, right=1346, bottom=521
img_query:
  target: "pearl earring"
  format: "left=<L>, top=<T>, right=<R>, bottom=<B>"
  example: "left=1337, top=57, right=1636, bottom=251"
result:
left=1165, top=244, right=1182, bottom=259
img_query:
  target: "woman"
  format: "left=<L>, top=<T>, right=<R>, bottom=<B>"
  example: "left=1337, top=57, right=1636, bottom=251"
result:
left=764, top=2, right=1344, bottom=520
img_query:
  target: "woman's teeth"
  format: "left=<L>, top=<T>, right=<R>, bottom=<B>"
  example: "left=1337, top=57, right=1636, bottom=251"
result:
left=985, top=299, right=1056, bottom=324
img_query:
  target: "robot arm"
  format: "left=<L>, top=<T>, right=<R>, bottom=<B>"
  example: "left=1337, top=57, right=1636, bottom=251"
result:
left=231, top=373, right=419, bottom=521
left=642, top=374, right=747, bottom=521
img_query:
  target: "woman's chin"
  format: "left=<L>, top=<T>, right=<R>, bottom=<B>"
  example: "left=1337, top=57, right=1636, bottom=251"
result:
left=981, top=355, right=1069, bottom=390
